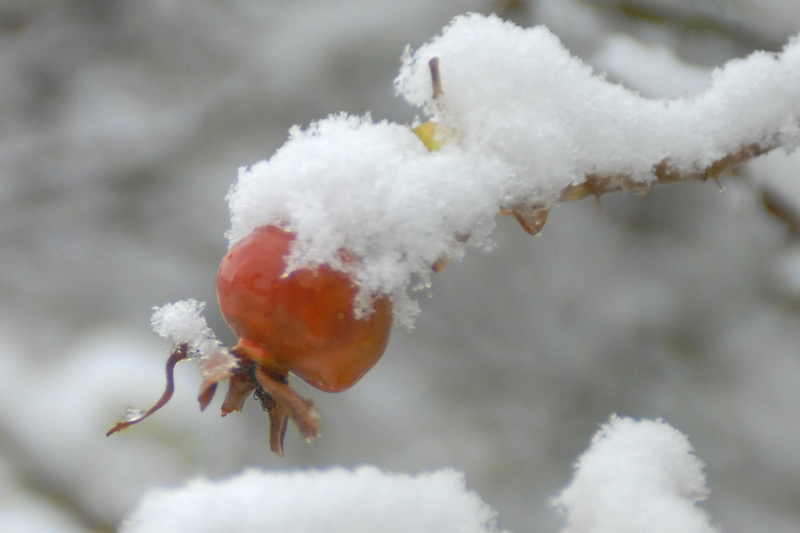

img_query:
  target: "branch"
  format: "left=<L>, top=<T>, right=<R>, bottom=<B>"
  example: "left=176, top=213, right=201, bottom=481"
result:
left=560, top=143, right=767, bottom=201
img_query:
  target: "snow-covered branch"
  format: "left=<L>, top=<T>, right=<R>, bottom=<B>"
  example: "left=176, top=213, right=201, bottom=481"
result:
left=560, top=143, right=766, bottom=200
left=229, top=13, right=800, bottom=326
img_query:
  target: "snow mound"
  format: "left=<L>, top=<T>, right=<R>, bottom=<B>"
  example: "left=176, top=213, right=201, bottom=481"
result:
left=553, top=415, right=717, bottom=533
left=121, top=466, right=506, bottom=533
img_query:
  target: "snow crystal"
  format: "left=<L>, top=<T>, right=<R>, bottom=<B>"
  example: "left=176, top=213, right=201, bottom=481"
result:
left=552, top=415, right=717, bottom=533
left=225, top=13, right=800, bottom=326
left=120, top=466, right=506, bottom=533
left=150, top=299, right=224, bottom=359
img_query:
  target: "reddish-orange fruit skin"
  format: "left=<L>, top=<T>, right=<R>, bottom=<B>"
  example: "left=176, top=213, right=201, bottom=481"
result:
left=216, top=225, right=392, bottom=393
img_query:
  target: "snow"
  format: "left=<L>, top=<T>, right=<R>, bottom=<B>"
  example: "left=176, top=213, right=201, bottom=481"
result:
left=398, top=13, right=800, bottom=180
left=120, top=466, right=506, bottom=533
left=120, top=418, right=721, bottom=533
left=151, top=299, right=220, bottom=355
left=552, top=415, right=717, bottom=533
left=228, top=13, right=800, bottom=325
left=150, top=300, right=237, bottom=374
left=226, top=113, right=508, bottom=325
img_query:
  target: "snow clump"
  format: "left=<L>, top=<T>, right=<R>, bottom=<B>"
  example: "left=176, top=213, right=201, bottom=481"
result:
left=552, top=415, right=718, bottom=533
left=151, top=299, right=225, bottom=360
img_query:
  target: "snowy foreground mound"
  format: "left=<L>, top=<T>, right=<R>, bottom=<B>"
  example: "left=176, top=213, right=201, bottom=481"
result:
left=121, top=416, right=716, bottom=533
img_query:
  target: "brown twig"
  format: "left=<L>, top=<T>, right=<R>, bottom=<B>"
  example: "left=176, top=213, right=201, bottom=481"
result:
left=560, top=143, right=767, bottom=201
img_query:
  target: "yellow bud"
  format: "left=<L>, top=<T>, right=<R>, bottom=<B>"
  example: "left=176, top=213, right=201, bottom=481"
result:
left=413, top=121, right=443, bottom=151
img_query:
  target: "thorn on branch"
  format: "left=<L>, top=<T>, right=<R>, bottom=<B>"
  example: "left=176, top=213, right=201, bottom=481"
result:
left=432, top=256, right=450, bottom=272
left=501, top=205, right=550, bottom=236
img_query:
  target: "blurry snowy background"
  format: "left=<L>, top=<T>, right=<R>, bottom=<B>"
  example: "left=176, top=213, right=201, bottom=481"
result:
left=2, top=0, right=800, bottom=531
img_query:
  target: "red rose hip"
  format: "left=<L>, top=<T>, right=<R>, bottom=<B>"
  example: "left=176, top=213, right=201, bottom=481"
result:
left=217, top=225, right=393, bottom=393
left=108, top=224, right=393, bottom=456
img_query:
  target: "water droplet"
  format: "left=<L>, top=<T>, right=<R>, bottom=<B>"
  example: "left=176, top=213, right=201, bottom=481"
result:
left=120, top=407, right=146, bottom=423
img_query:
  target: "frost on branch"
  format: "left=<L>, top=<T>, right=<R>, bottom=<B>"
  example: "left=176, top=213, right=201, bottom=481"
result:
left=552, top=415, right=718, bottom=533
left=120, top=466, right=506, bottom=533
left=227, top=13, right=800, bottom=326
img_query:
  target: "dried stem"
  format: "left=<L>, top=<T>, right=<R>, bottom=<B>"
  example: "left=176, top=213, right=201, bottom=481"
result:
left=559, top=143, right=767, bottom=201
left=429, top=57, right=442, bottom=100
left=107, top=343, right=189, bottom=436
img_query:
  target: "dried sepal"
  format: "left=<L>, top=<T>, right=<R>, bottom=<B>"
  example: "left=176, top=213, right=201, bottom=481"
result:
left=220, top=369, right=257, bottom=415
left=252, top=364, right=320, bottom=456
left=106, top=343, right=189, bottom=436
left=197, top=348, right=238, bottom=411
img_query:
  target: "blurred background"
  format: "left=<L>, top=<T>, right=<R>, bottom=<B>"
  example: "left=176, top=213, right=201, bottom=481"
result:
left=1, top=1, right=800, bottom=531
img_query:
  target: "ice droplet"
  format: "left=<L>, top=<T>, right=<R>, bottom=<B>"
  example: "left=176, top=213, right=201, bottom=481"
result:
left=120, top=407, right=147, bottom=423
